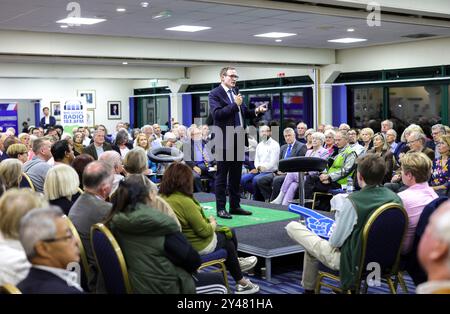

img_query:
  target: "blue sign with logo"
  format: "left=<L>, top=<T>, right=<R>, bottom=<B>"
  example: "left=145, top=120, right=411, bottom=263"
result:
left=0, top=103, right=19, bottom=134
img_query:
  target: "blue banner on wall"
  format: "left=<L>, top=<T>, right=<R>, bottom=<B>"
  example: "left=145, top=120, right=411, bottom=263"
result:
left=0, top=103, right=19, bottom=134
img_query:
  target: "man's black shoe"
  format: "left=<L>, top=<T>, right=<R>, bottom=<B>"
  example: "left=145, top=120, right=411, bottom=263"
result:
left=217, top=209, right=232, bottom=219
left=230, top=207, right=252, bottom=215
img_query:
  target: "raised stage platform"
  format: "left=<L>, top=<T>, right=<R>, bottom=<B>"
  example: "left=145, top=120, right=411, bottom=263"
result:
left=194, top=193, right=306, bottom=281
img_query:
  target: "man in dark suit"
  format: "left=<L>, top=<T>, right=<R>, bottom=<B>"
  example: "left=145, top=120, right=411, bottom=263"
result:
left=39, top=107, right=56, bottom=130
left=209, top=66, right=267, bottom=219
left=69, top=161, right=113, bottom=292
left=83, top=129, right=113, bottom=160
left=256, top=127, right=307, bottom=201
left=18, top=207, right=84, bottom=294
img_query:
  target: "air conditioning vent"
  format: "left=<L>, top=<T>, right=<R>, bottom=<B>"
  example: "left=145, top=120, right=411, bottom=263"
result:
left=401, top=33, right=437, bottom=39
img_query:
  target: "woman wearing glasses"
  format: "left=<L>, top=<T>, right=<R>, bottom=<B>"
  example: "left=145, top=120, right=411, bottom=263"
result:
left=430, top=135, right=450, bottom=196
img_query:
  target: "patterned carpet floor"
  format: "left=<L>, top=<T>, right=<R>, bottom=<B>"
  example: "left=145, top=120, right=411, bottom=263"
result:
left=225, top=254, right=416, bottom=294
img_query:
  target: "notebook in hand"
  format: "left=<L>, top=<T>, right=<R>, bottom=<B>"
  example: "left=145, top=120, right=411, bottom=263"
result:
left=288, top=204, right=335, bottom=240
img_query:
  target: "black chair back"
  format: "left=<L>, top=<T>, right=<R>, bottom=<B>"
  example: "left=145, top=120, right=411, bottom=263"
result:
left=90, top=223, right=132, bottom=294
left=360, top=203, right=408, bottom=278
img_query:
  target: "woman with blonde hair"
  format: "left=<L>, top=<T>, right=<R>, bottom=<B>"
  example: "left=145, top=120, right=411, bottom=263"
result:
left=368, top=133, right=395, bottom=184
left=44, top=164, right=81, bottom=215
left=360, top=127, right=374, bottom=154
left=304, top=128, right=315, bottom=150
left=6, top=143, right=29, bottom=163
left=134, top=133, right=158, bottom=176
left=0, top=158, right=23, bottom=189
left=430, top=134, right=450, bottom=196
left=323, top=129, right=336, bottom=155
left=0, top=188, right=48, bottom=286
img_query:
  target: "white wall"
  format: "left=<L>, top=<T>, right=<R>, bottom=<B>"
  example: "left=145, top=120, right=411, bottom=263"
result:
left=0, top=79, right=134, bottom=132
left=336, top=37, right=450, bottom=73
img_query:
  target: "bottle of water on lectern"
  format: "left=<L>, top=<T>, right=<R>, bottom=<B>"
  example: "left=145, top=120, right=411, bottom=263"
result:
left=346, top=177, right=354, bottom=194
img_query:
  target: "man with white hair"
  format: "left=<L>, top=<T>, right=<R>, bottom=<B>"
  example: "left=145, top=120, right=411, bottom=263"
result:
left=381, top=119, right=393, bottom=134
left=429, top=124, right=447, bottom=158
left=296, top=122, right=308, bottom=144
left=417, top=201, right=450, bottom=294
left=23, top=137, right=53, bottom=192
left=17, top=207, right=83, bottom=294
left=386, top=129, right=398, bottom=153
left=99, top=150, right=125, bottom=196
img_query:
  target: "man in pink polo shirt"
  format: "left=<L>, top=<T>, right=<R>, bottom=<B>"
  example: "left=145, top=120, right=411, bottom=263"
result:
left=398, top=152, right=438, bottom=254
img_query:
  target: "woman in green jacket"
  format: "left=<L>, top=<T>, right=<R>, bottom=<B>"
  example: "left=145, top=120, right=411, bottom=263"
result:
left=104, top=174, right=226, bottom=294
left=160, top=162, right=260, bottom=294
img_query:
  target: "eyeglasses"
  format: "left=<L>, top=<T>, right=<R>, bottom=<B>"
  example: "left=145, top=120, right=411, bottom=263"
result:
left=437, top=141, right=447, bottom=145
left=225, top=74, right=239, bottom=80
left=42, top=232, right=74, bottom=243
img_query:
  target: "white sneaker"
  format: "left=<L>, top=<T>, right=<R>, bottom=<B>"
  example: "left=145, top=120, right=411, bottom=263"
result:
left=270, top=191, right=285, bottom=204
left=236, top=279, right=260, bottom=294
left=238, top=256, right=257, bottom=272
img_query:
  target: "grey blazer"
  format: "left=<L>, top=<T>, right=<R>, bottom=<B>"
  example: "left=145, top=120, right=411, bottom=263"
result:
left=279, top=141, right=307, bottom=160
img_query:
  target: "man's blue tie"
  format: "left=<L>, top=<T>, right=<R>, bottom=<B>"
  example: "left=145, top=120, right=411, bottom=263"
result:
left=285, top=144, right=292, bottom=159
left=227, top=89, right=234, bottom=104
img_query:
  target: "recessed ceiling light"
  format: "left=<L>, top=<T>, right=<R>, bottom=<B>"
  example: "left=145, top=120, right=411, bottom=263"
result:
left=347, top=28, right=355, bottom=32
left=116, top=8, right=126, bottom=12
left=275, top=39, right=282, bottom=42
left=165, top=25, right=211, bottom=32
left=327, top=37, right=367, bottom=43
left=153, top=10, right=172, bottom=20
left=254, top=32, right=296, bottom=38
left=56, top=17, right=106, bottom=25
left=122, top=62, right=128, bottom=65
left=140, top=2, right=149, bottom=8
left=60, top=25, right=69, bottom=29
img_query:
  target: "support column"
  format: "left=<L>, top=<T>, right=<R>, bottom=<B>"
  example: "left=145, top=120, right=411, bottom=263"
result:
left=167, top=80, right=187, bottom=125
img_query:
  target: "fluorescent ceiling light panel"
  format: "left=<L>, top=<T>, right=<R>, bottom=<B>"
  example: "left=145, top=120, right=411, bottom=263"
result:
left=254, top=32, right=296, bottom=38
left=165, top=25, right=211, bottom=32
left=56, top=17, right=106, bottom=25
left=328, top=37, right=367, bottom=43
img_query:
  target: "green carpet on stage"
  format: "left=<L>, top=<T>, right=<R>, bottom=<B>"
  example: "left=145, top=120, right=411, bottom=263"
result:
left=200, top=201, right=299, bottom=228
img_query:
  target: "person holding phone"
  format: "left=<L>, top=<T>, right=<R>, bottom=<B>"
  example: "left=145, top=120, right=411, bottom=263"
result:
left=208, top=66, right=267, bottom=219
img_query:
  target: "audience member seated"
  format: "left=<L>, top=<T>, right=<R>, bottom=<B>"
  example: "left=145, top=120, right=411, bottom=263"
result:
left=398, top=152, right=438, bottom=255
left=112, top=129, right=132, bottom=158
left=134, top=133, right=158, bottom=180
left=71, top=154, right=95, bottom=189
left=368, top=133, right=395, bottom=184
left=257, top=127, right=307, bottom=202
left=17, top=207, right=83, bottom=294
left=323, top=129, right=336, bottom=156
left=430, top=135, right=450, bottom=196
left=286, top=153, right=403, bottom=293
left=386, top=129, right=398, bottom=153
left=83, top=129, right=113, bottom=160
left=68, top=161, right=113, bottom=292
left=304, top=128, right=315, bottom=150
left=99, top=150, right=125, bottom=196
left=73, top=132, right=85, bottom=156
left=23, top=137, right=53, bottom=192
left=0, top=189, right=47, bottom=286
left=6, top=143, right=29, bottom=163
left=51, top=140, right=75, bottom=166
left=272, top=132, right=329, bottom=205
left=0, top=159, right=23, bottom=189
left=185, top=126, right=216, bottom=193
left=393, top=124, right=424, bottom=163
left=104, top=174, right=227, bottom=294
left=359, top=127, right=374, bottom=155
left=123, top=147, right=152, bottom=177
left=240, top=125, right=280, bottom=201
left=296, top=122, right=308, bottom=143
left=416, top=201, right=450, bottom=294
left=304, top=130, right=357, bottom=210
left=346, top=129, right=364, bottom=156
left=160, top=162, right=260, bottom=294
left=428, top=124, right=447, bottom=156
left=44, top=165, right=81, bottom=215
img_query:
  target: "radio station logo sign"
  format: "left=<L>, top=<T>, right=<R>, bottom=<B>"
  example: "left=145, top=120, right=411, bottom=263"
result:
left=62, top=98, right=86, bottom=126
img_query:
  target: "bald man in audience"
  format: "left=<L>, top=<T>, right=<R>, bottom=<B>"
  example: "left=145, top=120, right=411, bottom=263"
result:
left=68, top=161, right=113, bottom=292
left=416, top=201, right=450, bottom=294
